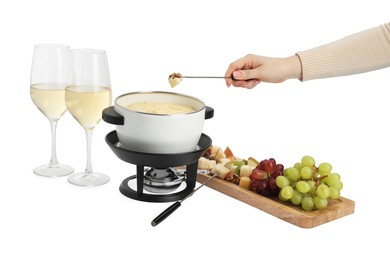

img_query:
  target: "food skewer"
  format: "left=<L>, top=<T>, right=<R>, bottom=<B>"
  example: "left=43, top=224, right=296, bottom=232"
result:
left=151, top=173, right=218, bottom=227
left=168, top=72, right=233, bottom=87
left=180, top=76, right=231, bottom=79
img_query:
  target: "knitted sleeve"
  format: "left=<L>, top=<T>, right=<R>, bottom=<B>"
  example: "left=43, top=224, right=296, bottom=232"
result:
left=296, top=23, right=390, bottom=81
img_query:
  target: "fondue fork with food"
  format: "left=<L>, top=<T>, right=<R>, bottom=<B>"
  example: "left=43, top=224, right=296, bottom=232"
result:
left=168, top=72, right=232, bottom=88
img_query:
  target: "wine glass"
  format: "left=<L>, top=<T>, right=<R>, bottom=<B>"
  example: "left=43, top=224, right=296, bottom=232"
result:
left=30, top=44, right=74, bottom=177
left=65, top=49, right=112, bottom=186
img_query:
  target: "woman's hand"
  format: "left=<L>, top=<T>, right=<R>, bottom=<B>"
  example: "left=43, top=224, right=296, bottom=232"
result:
left=225, top=54, right=302, bottom=88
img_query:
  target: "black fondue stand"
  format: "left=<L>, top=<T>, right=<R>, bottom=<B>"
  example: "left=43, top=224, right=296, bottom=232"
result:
left=102, top=106, right=213, bottom=203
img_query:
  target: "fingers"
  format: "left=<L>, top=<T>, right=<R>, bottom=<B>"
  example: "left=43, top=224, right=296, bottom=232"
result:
left=232, top=70, right=254, bottom=80
left=225, top=56, right=248, bottom=87
left=225, top=54, right=262, bottom=87
left=226, top=70, right=257, bottom=88
left=232, top=79, right=261, bottom=89
left=227, top=68, right=261, bottom=89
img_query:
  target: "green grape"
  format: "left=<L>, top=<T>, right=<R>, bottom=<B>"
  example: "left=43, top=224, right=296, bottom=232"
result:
left=300, top=166, right=313, bottom=179
left=332, top=181, right=343, bottom=191
left=318, top=162, right=332, bottom=175
left=301, top=155, right=315, bottom=167
left=290, top=181, right=297, bottom=189
left=307, top=180, right=316, bottom=193
left=278, top=191, right=288, bottom=201
left=294, top=162, right=303, bottom=172
left=280, top=186, right=294, bottom=200
left=324, top=173, right=340, bottom=186
left=284, top=167, right=300, bottom=181
left=291, top=190, right=303, bottom=205
left=329, top=186, right=340, bottom=199
left=296, top=181, right=310, bottom=193
left=233, top=161, right=246, bottom=173
left=318, top=171, right=328, bottom=177
left=316, top=183, right=330, bottom=199
left=277, top=157, right=343, bottom=209
left=301, top=196, right=314, bottom=211
left=314, top=196, right=328, bottom=209
left=276, top=176, right=289, bottom=189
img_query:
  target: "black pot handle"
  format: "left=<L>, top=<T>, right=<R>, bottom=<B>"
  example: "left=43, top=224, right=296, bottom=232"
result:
left=102, top=106, right=124, bottom=125
left=205, top=106, right=214, bottom=120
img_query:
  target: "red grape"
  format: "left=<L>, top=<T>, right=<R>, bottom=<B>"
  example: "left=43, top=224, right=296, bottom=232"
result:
left=265, top=160, right=275, bottom=173
left=268, top=177, right=277, bottom=190
left=250, top=169, right=267, bottom=180
left=255, top=179, right=269, bottom=195
left=271, top=171, right=282, bottom=179
left=257, top=160, right=266, bottom=171
left=250, top=158, right=284, bottom=197
left=274, top=163, right=284, bottom=172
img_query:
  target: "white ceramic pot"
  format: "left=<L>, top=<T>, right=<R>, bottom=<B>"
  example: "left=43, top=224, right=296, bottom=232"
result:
left=102, top=91, right=214, bottom=154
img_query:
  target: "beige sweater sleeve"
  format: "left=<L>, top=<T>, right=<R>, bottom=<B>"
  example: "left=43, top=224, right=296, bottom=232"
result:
left=296, top=23, right=390, bottom=81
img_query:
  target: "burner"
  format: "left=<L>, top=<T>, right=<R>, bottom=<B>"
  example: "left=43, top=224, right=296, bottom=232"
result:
left=143, top=168, right=185, bottom=193
left=105, top=130, right=212, bottom=202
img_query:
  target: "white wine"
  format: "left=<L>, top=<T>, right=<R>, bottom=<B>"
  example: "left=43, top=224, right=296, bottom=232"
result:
left=30, top=83, right=67, bottom=120
left=65, top=86, right=112, bottom=129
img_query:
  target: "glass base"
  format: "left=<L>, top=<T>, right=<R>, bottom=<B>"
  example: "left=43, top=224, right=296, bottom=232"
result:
left=68, top=172, right=110, bottom=187
left=34, top=163, right=74, bottom=177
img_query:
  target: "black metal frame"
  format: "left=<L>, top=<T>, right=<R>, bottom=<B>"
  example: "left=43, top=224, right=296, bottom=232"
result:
left=105, top=131, right=212, bottom=202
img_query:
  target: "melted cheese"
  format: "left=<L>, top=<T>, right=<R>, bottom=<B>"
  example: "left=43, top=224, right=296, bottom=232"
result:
left=127, top=102, right=196, bottom=114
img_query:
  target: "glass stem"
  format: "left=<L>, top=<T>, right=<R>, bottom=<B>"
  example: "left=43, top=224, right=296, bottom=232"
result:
left=49, top=119, right=59, bottom=166
left=84, top=128, right=94, bottom=174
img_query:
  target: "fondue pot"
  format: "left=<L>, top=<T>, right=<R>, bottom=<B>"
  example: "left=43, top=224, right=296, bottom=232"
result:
left=102, top=91, right=214, bottom=154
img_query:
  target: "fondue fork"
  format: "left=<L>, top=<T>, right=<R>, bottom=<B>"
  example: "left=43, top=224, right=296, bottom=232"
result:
left=180, top=76, right=232, bottom=79
left=169, top=72, right=234, bottom=87
left=169, top=72, right=234, bottom=80
left=151, top=173, right=218, bottom=227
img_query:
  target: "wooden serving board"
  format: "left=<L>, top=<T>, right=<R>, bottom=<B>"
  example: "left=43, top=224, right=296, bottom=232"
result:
left=197, top=174, right=355, bottom=228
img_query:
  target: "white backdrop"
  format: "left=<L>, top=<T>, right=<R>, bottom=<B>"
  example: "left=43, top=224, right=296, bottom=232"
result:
left=1, top=0, right=389, bottom=259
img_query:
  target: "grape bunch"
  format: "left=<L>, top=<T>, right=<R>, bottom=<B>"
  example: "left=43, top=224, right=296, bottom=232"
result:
left=249, top=158, right=284, bottom=197
left=276, top=155, right=343, bottom=211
